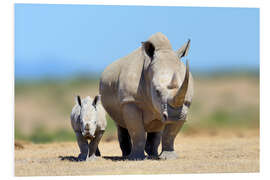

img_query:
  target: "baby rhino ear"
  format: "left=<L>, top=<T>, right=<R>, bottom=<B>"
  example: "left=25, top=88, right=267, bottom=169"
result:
left=92, top=95, right=101, bottom=108
left=77, top=95, right=82, bottom=107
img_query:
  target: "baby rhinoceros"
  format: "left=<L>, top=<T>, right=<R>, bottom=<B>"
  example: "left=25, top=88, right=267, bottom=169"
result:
left=70, top=95, right=107, bottom=161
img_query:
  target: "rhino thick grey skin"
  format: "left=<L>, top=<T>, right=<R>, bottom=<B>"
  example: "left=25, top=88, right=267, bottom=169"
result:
left=99, top=32, right=194, bottom=160
left=70, top=95, right=107, bottom=161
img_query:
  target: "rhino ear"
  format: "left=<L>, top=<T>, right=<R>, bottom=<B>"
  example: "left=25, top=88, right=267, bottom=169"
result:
left=77, top=96, right=82, bottom=107
left=92, top=95, right=101, bottom=108
left=142, top=41, right=155, bottom=60
left=176, top=39, right=190, bottom=59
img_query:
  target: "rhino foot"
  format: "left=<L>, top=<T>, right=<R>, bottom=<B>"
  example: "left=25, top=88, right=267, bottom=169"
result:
left=77, top=153, right=88, bottom=161
left=127, top=152, right=146, bottom=161
left=159, top=151, right=179, bottom=160
left=87, top=154, right=99, bottom=161
left=147, top=155, right=159, bottom=160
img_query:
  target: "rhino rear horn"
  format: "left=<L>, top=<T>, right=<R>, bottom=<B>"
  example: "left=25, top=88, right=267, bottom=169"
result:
left=171, top=60, right=189, bottom=107
left=176, top=39, right=190, bottom=59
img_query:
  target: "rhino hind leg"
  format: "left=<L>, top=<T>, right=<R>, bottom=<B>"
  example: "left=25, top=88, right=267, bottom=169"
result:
left=117, top=125, right=132, bottom=157
left=145, top=132, right=161, bottom=158
left=160, top=121, right=185, bottom=160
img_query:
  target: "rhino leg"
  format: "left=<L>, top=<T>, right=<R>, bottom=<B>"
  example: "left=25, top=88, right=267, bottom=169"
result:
left=123, top=103, right=146, bottom=160
left=117, top=125, right=132, bottom=157
left=95, top=146, right=101, bottom=156
left=75, top=132, right=88, bottom=161
left=88, top=130, right=104, bottom=160
left=145, top=132, right=161, bottom=158
left=160, top=121, right=185, bottom=160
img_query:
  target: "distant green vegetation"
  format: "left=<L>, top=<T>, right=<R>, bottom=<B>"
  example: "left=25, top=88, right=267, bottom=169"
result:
left=193, top=68, right=259, bottom=78
left=15, top=72, right=259, bottom=143
left=15, top=76, right=100, bottom=94
left=181, top=108, right=259, bottom=133
left=15, top=124, right=76, bottom=143
left=15, top=118, right=117, bottom=144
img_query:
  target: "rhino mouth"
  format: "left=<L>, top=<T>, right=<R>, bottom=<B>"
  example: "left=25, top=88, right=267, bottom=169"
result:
left=161, top=103, right=186, bottom=123
left=82, top=131, right=95, bottom=140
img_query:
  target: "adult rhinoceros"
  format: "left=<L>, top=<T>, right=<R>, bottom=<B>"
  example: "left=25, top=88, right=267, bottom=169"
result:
left=99, top=32, right=194, bottom=160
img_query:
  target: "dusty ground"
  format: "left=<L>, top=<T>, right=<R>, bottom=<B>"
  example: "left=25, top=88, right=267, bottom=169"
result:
left=15, top=129, right=259, bottom=176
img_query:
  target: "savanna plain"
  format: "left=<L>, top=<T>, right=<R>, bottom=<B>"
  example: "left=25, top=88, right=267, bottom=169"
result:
left=15, top=73, right=259, bottom=176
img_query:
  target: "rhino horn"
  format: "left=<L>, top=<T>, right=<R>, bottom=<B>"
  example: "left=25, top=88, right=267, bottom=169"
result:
left=176, top=39, right=190, bottom=59
left=170, top=60, right=189, bottom=107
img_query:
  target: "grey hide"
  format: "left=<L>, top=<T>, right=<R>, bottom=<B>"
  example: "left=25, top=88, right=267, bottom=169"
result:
left=70, top=95, right=107, bottom=161
left=99, top=32, right=194, bottom=160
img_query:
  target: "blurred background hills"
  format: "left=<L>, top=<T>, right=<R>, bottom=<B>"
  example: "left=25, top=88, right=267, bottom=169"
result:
left=15, top=4, right=259, bottom=143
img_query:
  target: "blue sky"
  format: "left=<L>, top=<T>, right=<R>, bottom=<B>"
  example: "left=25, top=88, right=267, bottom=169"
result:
left=15, top=4, right=259, bottom=79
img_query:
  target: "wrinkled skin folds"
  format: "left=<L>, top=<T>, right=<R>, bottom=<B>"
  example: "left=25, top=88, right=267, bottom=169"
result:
left=100, top=32, right=194, bottom=160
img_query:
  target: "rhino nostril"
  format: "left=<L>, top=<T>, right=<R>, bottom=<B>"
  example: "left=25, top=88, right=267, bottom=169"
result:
left=163, top=112, right=168, bottom=121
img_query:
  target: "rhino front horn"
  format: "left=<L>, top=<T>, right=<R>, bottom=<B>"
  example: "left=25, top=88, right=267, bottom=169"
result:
left=170, top=60, right=189, bottom=107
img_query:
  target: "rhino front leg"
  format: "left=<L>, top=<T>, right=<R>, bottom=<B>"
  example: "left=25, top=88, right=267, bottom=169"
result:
left=75, top=132, right=88, bottom=161
left=123, top=103, right=146, bottom=160
left=117, top=125, right=132, bottom=157
left=160, top=121, right=185, bottom=160
left=95, top=146, right=101, bottom=156
left=88, top=130, right=104, bottom=160
left=145, top=132, right=161, bottom=158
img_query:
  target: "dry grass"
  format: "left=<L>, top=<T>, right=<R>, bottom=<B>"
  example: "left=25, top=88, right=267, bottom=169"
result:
left=15, top=76, right=259, bottom=138
left=15, top=129, right=259, bottom=176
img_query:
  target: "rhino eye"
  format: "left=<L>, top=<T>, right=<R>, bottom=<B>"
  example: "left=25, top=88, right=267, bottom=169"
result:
left=156, top=90, right=161, bottom=97
left=184, top=101, right=191, bottom=108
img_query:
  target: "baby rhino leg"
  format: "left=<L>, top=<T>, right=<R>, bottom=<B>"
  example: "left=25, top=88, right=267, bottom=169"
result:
left=75, top=132, right=88, bottom=161
left=88, top=130, right=104, bottom=160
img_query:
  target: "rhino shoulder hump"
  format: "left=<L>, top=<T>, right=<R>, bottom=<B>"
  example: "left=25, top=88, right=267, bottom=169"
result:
left=118, top=48, right=144, bottom=104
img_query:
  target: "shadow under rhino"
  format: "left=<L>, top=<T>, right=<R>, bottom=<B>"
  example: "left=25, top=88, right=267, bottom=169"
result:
left=58, top=155, right=160, bottom=162
left=58, top=155, right=81, bottom=162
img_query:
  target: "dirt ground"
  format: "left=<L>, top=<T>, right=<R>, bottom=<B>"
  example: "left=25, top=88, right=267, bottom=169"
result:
left=15, top=129, right=259, bottom=176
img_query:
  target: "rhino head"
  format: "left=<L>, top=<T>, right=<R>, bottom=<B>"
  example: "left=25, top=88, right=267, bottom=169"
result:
left=76, top=95, right=100, bottom=139
left=141, top=33, right=192, bottom=123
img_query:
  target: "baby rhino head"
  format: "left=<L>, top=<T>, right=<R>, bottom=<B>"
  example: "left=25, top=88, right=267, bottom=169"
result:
left=76, top=95, right=101, bottom=139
